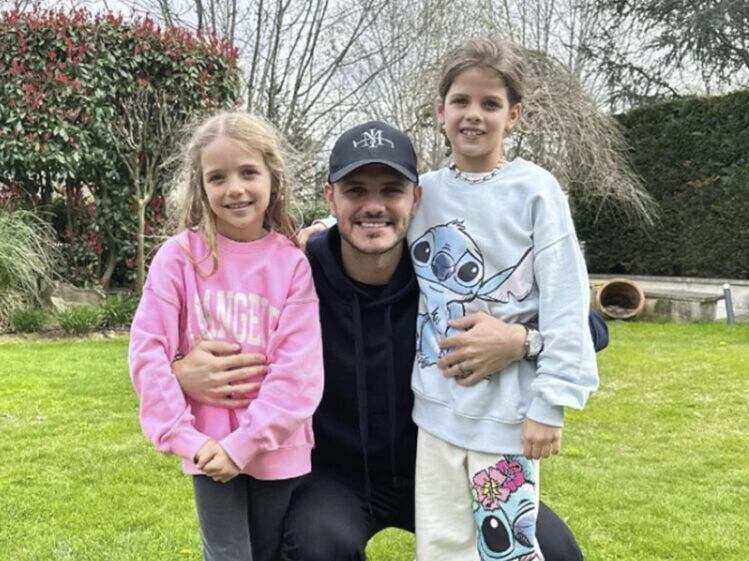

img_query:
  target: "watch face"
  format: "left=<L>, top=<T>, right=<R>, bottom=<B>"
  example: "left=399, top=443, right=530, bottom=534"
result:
left=527, top=329, right=543, bottom=357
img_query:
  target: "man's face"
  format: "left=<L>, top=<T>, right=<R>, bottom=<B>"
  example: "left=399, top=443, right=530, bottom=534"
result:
left=325, top=164, right=421, bottom=257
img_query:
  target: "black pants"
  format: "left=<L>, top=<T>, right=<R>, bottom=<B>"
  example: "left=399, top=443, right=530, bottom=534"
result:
left=280, top=471, right=583, bottom=561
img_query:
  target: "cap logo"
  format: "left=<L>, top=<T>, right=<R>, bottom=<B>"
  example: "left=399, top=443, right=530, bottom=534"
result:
left=353, top=128, right=394, bottom=149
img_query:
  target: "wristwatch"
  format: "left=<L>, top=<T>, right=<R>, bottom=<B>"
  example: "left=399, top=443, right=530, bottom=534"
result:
left=523, top=326, right=544, bottom=360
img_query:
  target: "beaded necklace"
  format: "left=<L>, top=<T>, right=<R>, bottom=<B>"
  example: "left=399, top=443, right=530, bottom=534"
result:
left=449, top=159, right=508, bottom=184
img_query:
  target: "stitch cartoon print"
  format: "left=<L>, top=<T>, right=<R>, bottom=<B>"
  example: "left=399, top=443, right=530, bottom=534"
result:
left=471, top=456, right=542, bottom=561
left=409, top=220, right=534, bottom=367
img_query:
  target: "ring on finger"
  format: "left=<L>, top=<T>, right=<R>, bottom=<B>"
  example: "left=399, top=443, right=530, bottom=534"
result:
left=457, top=363, right=474, bottom=379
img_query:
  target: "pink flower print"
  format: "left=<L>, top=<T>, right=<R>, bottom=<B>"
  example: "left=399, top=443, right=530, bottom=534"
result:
left=472, top=467, right=510, bottom=510
left=496, top=459, right=526, bottom=492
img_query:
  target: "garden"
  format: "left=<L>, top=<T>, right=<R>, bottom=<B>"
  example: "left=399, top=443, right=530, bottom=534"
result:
left=2, top=2, right=749, bottom=560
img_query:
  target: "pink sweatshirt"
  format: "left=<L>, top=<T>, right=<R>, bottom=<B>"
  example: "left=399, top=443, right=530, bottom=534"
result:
left=129, top=229, right=324, bottom=480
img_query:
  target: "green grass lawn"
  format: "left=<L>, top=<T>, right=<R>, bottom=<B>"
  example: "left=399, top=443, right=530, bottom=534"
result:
left=1, top=323, right=747, bottom=560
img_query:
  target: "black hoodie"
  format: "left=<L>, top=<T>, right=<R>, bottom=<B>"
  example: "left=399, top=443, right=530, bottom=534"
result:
left=306, top=227, right=419, bottom=492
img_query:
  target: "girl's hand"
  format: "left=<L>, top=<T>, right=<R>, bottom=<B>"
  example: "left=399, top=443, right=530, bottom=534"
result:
left=194, top=438, right=222, bottom=469
left=437, top=313, right=527, bottom=386
left=522, top=419, right=562, bottom=459
left=195, top=439, right=241, bottom=483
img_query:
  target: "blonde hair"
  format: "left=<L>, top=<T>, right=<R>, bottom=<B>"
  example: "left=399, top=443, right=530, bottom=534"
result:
left=172, top=111, right=297, bottom=276
left=438, top=38, right=525, bottom=106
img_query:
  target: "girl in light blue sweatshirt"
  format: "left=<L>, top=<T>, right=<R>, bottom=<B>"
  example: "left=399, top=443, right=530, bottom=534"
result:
left=410, top=38, right=599, bottom=561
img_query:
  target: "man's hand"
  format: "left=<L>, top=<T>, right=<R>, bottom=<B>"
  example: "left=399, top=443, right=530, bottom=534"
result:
left=297, top=222, right=328, bottom=251
left=437, top=313, right=527, bottom=386
left=172, top=340, right=267, bottom=408
left=522, top=419, right=562, bottom=459
left=195, top=439, right=241, bottom=483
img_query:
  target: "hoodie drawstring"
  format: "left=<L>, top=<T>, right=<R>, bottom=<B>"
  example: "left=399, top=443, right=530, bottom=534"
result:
left=352, top=294, right=373, bottom=515
left=384, top=304, right=399, bottom=489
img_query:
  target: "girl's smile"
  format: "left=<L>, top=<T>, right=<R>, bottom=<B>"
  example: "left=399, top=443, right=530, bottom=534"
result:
left=224, top=201, right=254, bottom=210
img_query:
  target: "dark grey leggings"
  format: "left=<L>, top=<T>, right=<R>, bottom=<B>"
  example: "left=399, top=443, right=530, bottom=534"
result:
left=193, top=474, right=300, bottom=561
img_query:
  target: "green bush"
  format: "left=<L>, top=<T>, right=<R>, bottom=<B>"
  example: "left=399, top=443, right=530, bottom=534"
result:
left=57, top=306, right=104, bottom=336
left=0, top=209, right=57, bottom=328
left=9, top=308, right=47, bottom=333
left=296, top=196, right=332, bottom=228
left=575, top=88, right=749, bottom=278
left=98, top=295, right=138, bottom=329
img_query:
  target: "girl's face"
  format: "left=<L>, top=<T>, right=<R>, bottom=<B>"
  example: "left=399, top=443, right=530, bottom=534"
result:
left=200, top=136, right=272, bottom=242
left=437, top=66, right=522, bottom=172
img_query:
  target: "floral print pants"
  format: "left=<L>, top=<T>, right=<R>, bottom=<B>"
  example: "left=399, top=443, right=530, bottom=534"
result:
left=415, top=428, right=544, bottom=561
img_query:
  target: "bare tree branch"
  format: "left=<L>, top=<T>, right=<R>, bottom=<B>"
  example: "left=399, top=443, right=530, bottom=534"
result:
left=111, top=89, right=187, bottom=292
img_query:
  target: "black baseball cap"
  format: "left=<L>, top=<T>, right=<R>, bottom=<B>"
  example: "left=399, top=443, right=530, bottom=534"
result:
left=328, top=121, right=418, bottom=184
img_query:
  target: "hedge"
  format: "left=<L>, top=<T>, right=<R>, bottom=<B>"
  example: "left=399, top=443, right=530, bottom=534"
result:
left=575, top=88, right=749, bottom=279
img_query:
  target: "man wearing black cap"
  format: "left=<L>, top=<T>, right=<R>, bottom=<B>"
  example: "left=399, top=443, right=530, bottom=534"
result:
left=174, top=121, right=604, bottom=561
left=283, top=122, right=425, bottom=559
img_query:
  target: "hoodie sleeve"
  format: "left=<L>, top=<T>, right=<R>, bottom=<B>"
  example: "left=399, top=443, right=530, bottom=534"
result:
left=220, top=257, right=324, bottom=469
left=128, top=242, right=209, bottom=462
left=525, top=181, right=600, bottom=427
left=589, top=309, right=609, bottom=352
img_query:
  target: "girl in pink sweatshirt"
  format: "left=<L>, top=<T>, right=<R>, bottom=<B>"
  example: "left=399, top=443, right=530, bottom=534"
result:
left=129, top=112, right=324, bottom=561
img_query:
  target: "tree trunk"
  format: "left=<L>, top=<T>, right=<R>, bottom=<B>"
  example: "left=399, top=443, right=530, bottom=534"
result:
left=40, top=171, right=53, bottom=207
left=65, top=181, right=75, bottom=236
left=136, top=200, right=147, bottom=294
left=99, top=238, right=118, bottom=290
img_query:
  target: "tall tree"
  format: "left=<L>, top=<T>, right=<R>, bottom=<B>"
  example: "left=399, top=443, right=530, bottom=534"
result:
left=582, top=0, right=749, bottom=108
left=124, top=0, right=391, bottom=187
left=486, top=0, right=608, bottom=96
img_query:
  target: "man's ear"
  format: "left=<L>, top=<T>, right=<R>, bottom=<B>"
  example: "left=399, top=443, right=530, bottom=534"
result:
left=507, top=102, right=523, bottom=130
left=324, top=183, right=336, bottom=215
left=411, top=184, right=423, bottom=217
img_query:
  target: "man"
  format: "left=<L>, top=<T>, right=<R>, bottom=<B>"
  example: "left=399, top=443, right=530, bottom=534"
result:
left=174, top=121, right=607, bottom=560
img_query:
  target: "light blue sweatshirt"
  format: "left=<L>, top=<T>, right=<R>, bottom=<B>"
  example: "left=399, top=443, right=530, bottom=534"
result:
left=409, top=158, right=599, bottom=455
